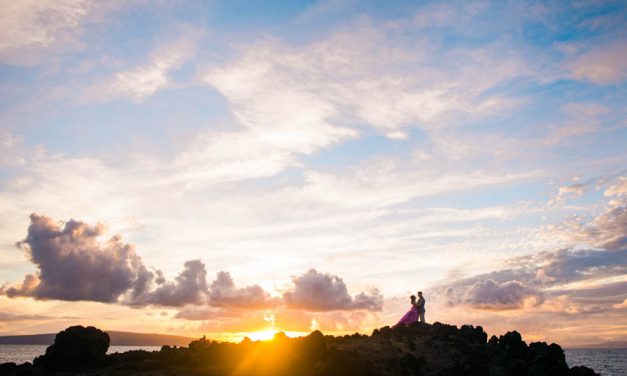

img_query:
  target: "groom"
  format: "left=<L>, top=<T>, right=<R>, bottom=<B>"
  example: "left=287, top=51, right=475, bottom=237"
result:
left=417, top=291, right=426, bottom=323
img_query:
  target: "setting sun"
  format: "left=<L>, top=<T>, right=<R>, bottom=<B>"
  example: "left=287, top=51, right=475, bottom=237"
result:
left=247, top=329, right=278, bottom=342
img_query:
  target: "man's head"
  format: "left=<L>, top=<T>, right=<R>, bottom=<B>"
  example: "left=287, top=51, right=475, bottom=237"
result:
left=417, top=291, right=423, bottom=297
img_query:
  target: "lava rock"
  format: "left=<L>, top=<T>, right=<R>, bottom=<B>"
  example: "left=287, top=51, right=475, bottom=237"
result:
left=33, top=325, right=110, bottom=369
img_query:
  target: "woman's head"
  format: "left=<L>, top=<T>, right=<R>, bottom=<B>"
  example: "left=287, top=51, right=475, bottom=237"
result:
left=410, top=295, right=416, bottom=302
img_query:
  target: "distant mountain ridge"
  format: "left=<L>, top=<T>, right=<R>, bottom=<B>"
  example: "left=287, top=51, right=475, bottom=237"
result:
left=569, top=341, right=627, bottom=349
left=0, top=331, right=195, bottom=346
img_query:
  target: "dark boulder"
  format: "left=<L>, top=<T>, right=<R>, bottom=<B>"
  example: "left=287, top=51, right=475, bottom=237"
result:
left=527, top=342, right=569, bottom=376
left=0, top=362, right=17, bottom=376
left=33, top=325, right=109, bottom=369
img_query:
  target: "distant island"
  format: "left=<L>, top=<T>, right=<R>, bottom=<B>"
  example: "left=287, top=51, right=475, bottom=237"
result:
left=0, top=323, right=600, bottom=376
left=0, top=331, right=194, bottom=347
left=568, top=341, right=627, bottom=349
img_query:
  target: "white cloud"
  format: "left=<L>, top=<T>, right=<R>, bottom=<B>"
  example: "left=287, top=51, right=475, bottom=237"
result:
left=168, top=130, right=296, bottom=189
left=0, top=0, right=90, bottom=64
left=293, top=160, right=538, bottom=208
left=107, top=38, right=196, bottom=100
left=548, top=183, right=585, bottom=206
left=203, top=19, right=527, bottom=157
left=605, top=177, right=627, bottom=198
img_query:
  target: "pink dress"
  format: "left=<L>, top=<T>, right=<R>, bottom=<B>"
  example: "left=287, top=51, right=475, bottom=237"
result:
left=396, top=305, right=419, bottom=326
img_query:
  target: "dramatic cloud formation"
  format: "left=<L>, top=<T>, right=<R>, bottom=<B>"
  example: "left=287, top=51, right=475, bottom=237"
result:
left=208, top=271, right=280, bottom=309
left=4, top=213, right=152, bottom=302
left=2, top=215, right=383, bottom=317
left=283, top=269, right=383, bottom=311
left=138, top=260, right=208, bottom=307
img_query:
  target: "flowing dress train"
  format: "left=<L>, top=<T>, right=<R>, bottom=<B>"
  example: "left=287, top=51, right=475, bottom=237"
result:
left=395, top=305, right=419, bottom=326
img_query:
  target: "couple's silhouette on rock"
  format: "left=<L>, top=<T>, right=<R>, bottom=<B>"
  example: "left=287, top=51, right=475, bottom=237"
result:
left=395, top=291, right=425, bottom=327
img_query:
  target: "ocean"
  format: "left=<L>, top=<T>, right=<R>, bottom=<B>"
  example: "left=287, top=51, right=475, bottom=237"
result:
left=0, top=345, right=161, bottom=365
left=0, top=345, right=624, bottom=375
left=564, top=349, right=627, bottom=376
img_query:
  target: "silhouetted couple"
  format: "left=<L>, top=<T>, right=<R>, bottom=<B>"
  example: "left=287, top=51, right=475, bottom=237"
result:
left=395, top=291, right=425, bottom=326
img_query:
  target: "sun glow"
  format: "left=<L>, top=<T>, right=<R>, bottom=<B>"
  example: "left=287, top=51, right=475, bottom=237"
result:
left=244, top=329, right=311, bottom=342
left=247, top=329, right=278, bottom=341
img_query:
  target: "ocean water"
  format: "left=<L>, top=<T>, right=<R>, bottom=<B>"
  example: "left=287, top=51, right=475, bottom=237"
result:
left=0, top=345, right=161, bottom=364
left=0, top=345, right=624, bottom=374
left=565, top=348, right=627, bottom=376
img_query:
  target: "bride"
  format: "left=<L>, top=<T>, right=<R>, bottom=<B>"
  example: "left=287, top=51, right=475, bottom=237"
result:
left=395, top=295, right=419, bottom=326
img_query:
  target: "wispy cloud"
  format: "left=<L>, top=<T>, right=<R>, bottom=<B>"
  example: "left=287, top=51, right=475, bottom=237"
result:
left=570, top=41, right=627, bottom=85
left=107, top=37, right=196, bottom=100
left=204, top=17, right=526, bottom=153
left=427, top=188, right=627, bottom=343
left=0, top=0, right=91, bottom=64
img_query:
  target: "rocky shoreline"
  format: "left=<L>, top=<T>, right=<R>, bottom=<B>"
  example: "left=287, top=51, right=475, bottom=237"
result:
left=0, top=323, right=599, bottom=375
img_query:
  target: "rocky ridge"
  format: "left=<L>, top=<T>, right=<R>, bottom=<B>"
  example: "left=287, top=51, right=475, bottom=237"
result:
left=0, top=323, right=599, bottom=376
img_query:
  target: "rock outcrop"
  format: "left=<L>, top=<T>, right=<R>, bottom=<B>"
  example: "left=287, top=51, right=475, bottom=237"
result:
left=0, top=322, right=599, bottom=376
left=33, top=325, right=110, bottom=369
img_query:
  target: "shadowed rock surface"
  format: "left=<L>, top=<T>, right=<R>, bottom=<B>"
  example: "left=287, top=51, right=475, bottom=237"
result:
left=34, top=326, right=110, bottom=369
left=0, top=322, right=599, bottom=376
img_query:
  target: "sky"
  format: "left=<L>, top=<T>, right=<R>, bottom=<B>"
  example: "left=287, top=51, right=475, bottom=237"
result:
left=0, top=0, right=626, bottom=347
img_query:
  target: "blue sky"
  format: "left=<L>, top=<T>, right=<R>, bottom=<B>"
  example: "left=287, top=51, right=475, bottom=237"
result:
left=0, top=0, right=626, bottom=345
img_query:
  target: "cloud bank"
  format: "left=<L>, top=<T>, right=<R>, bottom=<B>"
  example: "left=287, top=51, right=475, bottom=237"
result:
left=437, top=190, right=627, bottom=316
left=2, top=214, right=383, bottom=314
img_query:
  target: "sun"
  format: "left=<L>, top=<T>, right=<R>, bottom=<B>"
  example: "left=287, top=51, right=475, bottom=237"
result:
left=247, top=329, right=278, bottom=341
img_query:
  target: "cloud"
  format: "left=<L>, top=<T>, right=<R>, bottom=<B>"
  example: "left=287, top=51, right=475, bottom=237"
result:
left=548, top=182, right=585, bottom=205
left=437, top=193, right=627, bottom=314
left=460, top=279, right=543, bottom=309
left=438, top=248, right=627, bottom=313
left=1, top=214, right=213, bottom=308
left=169, top=130, right=297, bottom=188
left=544, top=103, right=611, bottom=145
left=4, top=213, right=153, bottom=302
left=578, top=206, right=627, bottom=251
left=203, top=17, right=525, bottom=157
left=0, top=311, right=76, bottom=321
left=534, top=248, right=627, bottom=284
left=605, top=176, right=627, bottom=198
left=283, top=269, right=383, bottom=311
left=570, top=41, right=627, bottom=85
left=0, top=0, right=90, bottom=64
left=546, top=175, right=627, bottom=250
left=0, top=131, right=26, bottom=167
left=138, top=260, right=209, bottom=307
left=208, top=271, right=280, bottom=309
left=107, top=37, right=196, bottom=100
left=296, top=162, right=538, bottom=208
left=2, top=214, right=385, bottom=316
left=613, top=299, right=627, bottom=309
left=572, top=194, right=627, bottom=251
left=173, top=306, right=231, bottom=321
